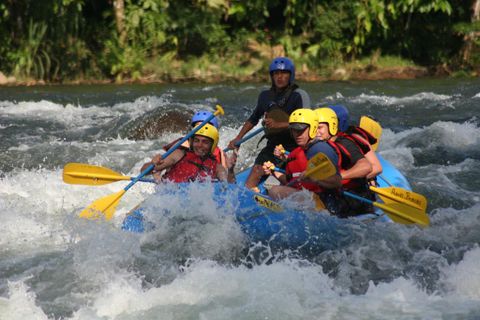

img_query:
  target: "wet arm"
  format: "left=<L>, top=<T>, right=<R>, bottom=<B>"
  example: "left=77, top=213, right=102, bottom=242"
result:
left=304, top=173, right=342, bottom=189
left=216, top=164, right=236, bottom=183
left=364, top=150, right=382, bottom=179
left=341, top=158, right=372, bottom=180
left=140, top=149, right=184, bottom=174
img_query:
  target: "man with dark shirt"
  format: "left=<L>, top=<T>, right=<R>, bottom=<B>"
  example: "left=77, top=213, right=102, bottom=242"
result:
left=227, top=57, right=311, bottom=191
left=315, top=107, right=375, bottom=216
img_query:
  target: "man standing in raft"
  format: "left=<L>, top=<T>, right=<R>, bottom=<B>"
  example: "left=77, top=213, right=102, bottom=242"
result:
left=227, top=57, right=311, bottom=192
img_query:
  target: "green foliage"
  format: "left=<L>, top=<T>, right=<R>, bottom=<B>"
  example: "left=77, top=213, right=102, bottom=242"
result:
left=453, top=21, right=480, bottom=35
left=100, top=0, right=174, bottom=79
left=0, top=0, right=477, bottom=82
left=8, top=21, right=50, bottom=80
left=351, top=0, right=453, bottom=56
left=0, top=3, right=12, bottom=69
left=167, top=0, right=231, bottom=57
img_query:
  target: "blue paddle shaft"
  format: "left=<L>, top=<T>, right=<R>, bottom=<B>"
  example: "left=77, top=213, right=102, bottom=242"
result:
left=343, top=191, right=373, bottom=205
left=223, top=127, right=264, bottom=152
left=274, top=167, right=286, bottom=174
left=377, top=174, right=393, bottom=187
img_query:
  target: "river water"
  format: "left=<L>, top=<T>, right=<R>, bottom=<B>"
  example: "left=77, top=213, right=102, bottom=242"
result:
left=0, top=78, right=479, bottom=319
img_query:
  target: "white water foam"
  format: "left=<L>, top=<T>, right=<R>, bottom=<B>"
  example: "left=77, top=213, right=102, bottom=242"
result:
left=442, top=246, right=480, bottom=300
left=66, top=253, right=480, bottom=319
left=350, top=92, right=453, bottom=106
left=0, top=94, right=173, bottom=129
left=0, top=280, right=49, bottom=320
left=0, top=169, right=74, bottom=254
left=378, top=120, right=479, bottom=169
left=423, top=121, right=480, bottom=149
left=0, top=164, right=156, bottom=255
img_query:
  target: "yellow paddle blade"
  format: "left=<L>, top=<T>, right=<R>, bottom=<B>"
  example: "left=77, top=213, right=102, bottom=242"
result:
left=63, top=163, right=130, bottom=185
left=214, top=104, right=225, bottom=116
left=312, top=193, right=326, bottom=211
left=253, top=194, right=283, bottom=212
left=79, top=190, right=126, bottom=220
left=359, top=116, right=382, bottom=151
left=304, top=152, right=337, bottom=180
left=371, top=186, right=427, bottom=211
left=375, top=197, right=430, bottom=226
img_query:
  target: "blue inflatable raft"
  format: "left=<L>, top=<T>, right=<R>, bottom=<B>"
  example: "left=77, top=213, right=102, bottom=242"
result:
left=122, top=154, right=412, bottom=254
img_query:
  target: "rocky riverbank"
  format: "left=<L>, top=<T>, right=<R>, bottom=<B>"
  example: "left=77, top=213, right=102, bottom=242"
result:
left=0, top=64, right=475, bottom=86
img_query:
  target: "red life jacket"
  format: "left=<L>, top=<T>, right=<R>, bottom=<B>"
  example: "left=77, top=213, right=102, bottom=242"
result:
left=285, top=145, right=323, bottom=193
left=211, top=147, right=223, bottom=164
left=343, top=126, right=377, bottom=154
left=327, top=138, right=369, bottom=190
left=162, top=150, right=217, bottom=183
left=163, top=137, right=223, bottom=164
left=325, top=139, right=361, bottom=190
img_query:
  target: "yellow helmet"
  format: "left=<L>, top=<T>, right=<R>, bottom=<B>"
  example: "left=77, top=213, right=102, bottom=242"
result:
left=315, top=107, right=338, bottom=136
left=193, top=123, right=219, bottom=153
left=288, top=108, right=318, bottom=139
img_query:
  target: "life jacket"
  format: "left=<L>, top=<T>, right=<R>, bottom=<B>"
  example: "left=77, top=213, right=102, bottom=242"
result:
left=163, top=137, right=223, bottom=164
left=285, top=142, right=324, bottom=193
left=162, top=150, right=217, bottom=183
left=326, top=137, right=371, bottom=191
left=211, top=147, right=223, bottom=165
left=344, top=126, right=377, bottom=152
left=325, top=138, right=360, bottom=190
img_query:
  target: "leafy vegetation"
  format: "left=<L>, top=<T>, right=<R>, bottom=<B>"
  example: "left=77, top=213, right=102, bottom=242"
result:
left=0, top=0, right=478, bottom=83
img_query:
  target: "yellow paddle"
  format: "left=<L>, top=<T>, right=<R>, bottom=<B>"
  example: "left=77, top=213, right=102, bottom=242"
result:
left=78, top=105, right=225, bottom=220
left=370, top=186, right=427, bottom=212
left=358, top=116, right=428, bottom=212
left=303, top=152, right=338, bottom=180
left=63, top=163, right=155, bottom=185
left=305, top=154, right=429, bottom=225
left=257, top=152, right=429, bottom=226
left=342, top=190, right=429, bottom=226
left=268, top=152, right=337, bottom=181
left=359, top=116, right=382, bottom=151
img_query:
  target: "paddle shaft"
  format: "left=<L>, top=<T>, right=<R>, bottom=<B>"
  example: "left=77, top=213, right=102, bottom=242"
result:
left=223, top=127, right=264, bottom=152
left=377, top=174, right=393, bottom=187
left=273, top=167, right=286, bottom=174
left=343, top=191, right=376, bottom=206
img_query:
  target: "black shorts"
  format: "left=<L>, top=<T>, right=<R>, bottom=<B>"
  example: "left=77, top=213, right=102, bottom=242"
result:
left=254, top=145, right=286, bottom=168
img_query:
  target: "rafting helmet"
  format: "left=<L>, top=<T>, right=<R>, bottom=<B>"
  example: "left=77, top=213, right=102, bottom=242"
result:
left=315, top=107, right=338, bottom=136
left=289, top=108, right=318, bottom=139
left=269, top=57, right=295, bottom=84
left=193, top=123, right=219, bottom=153
left=329, top=105, right=349, bottom=132
left=191, top=110, right=219, bottom=129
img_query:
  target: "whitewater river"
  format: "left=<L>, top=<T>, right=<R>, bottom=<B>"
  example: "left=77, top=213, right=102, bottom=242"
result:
left=0, top=78, right=479, bottom=319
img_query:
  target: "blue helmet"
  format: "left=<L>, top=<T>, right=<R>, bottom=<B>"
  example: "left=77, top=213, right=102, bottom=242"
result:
left=191, top=110, right=219, bottom=129
left=269, top=57, right=295, bottom=84
left=329, top=105, right=349, bottom=132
